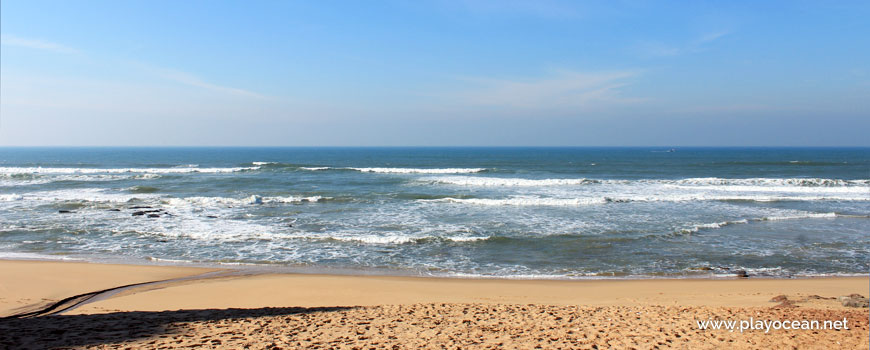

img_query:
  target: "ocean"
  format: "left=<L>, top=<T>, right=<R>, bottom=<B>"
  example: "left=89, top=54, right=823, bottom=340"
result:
left=0, top=147, right=867, bottom=278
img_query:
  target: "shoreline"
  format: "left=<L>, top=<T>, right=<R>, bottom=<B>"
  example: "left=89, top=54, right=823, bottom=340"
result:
left=3, top=255, right=866, bottom=282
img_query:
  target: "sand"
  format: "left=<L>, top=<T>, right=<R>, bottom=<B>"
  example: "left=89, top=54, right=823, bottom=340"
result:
left=0, top=260, right=867, bottom=349
left=0, top=260, right=216, bottom=317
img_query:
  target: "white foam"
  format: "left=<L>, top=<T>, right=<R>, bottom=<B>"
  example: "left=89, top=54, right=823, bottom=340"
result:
left=762, top=212, right=838, bottom=221
left=618, top=194, right=868, bottom=202
left=680, top=219, right=749, bottom=234
left=0, top=179, right=49, bottom=187
left=350, top=167, right=486, bottom=174
left=0, top=251, right=80, bottom=261
left=428, top=197, right=606, bottom=206
left=669, top=177, right=869, bottom=187
left=426, top=194, right=867, bottom=206
left=0, top=173, right=162, bottom=187
left=12, top=189, right=159, bottom=203
left=426, top=176, right=869, bottom=188
left=133, top=216, right=285, bottom=242
left=146, top=256, right=194, bottom=263
left=0, top=194, right=24, bottom=201
left=284, top=233, right=491, bottom=244
left=0, top=166, right=258, bottom=174
left=328, top=234, right=418, bottom=244
left=428, top=177, right=594, bottom=186
left=164, top=195, right=325, bottom=207
left=442, top=272, right=605, bottom=280
left=300, top=167, right=331, bottom=171
left=252, top=162, right=277, bottom=165
left=255, top=195, right=325, bottom=204
left=298, top=167, right=487, bottom=173
left=679, top=212, right=844, bottom=234
left=446, top=236, right=491, bottom=242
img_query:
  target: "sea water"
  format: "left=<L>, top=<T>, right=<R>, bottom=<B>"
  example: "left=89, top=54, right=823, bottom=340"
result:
left=0, top=147, right=867, bottom=278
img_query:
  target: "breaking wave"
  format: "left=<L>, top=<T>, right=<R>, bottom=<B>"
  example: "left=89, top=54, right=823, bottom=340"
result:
left=2, top=189, right=160, bottom=203
left=426, top=176, right=869, bottom=187
left=300, top=167, right=331, bottom=171
left=0, top=173, right=162, bottom=186
left=426, top=194, right=868, bottom=206
left=293, top=167, right=487, bottom=174
left=0, top=190, right=326, bottom=206
left=163, top=195, right=327, bottom=207
left=283, top=233, right=492, bottom=245
left=349, top=167, right=487, bottom=174
left=426, top=177, right=594, bottom=186
left=427, top=197, right=606, bottom=206
left=761, top=212, right=839, bottom=221
left=0, top=194, right=24, bottom=201
left=0, top=166, right=259, bottom=174
left=678, top=212, right=847, bottom=234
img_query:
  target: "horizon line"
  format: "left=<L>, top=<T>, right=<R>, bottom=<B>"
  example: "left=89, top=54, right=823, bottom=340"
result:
left=1, top=145, right=868, bottom=149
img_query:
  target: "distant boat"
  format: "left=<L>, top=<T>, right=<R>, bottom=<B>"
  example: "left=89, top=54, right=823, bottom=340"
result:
left=666, top=148, right=676, bottom=153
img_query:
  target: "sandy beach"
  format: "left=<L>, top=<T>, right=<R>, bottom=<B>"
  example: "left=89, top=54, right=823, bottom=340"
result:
left=0, top=260, right=867, bottom=349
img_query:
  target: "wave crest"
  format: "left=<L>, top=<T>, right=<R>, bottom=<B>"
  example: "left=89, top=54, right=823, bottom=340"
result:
left=427, top=176, right=869, bottom=187
left=0, top=166, right=258, bottom=175
left=425, top=194, right=868, bottom=206
left=164, top=195, right=327, bottom=207
left=350, top=167, right=486, bottom=174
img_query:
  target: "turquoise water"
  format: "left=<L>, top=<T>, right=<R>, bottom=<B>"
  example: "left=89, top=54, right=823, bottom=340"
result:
left=0, top=147, right=868, bottom=278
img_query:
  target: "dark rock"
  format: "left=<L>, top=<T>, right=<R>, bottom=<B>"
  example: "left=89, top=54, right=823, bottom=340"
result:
left=690, top=266, right=713, bottom=271
left=734, top=270, right=749, bottom=278
left=58, top=210, right=74, bottom=214
left=108, top=209, right=121, bottom=212
left=147, top=214, right=160, bottom=218
left=132, top=211, right=146, bottom=216
left=129, top=206, right=153, bottom=209
left=207, top=215, right=218, bottom=219
left=144, top=210, right=161, bottom=213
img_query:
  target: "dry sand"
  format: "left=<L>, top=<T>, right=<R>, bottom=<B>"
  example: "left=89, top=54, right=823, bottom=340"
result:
left=0, top=260, right=867, bottom=349
left=0, top=260, right=216, bottom=317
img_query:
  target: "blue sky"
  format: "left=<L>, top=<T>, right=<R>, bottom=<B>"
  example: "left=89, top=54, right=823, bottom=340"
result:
left=1, top=0, right=868, bottom=146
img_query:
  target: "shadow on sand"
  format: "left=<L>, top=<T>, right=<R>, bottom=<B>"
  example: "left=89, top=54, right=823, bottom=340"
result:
left=0, top=306, right=354, bottom=349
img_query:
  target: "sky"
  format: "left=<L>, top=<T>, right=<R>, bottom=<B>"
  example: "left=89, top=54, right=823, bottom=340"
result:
left=1, top=0, right=868, bottom=146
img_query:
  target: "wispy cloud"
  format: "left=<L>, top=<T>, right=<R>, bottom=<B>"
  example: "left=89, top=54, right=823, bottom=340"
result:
left=0, top=34, right=79, bottom=54
left=0, top=36, right=260, bottom=98
left=637, top=30, right=732, bottom=58
left=157, top=69, right=265, bottom=99
left=696, top=30, right=730, bottom=44
left=454, top=70, right=644, bottom=110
